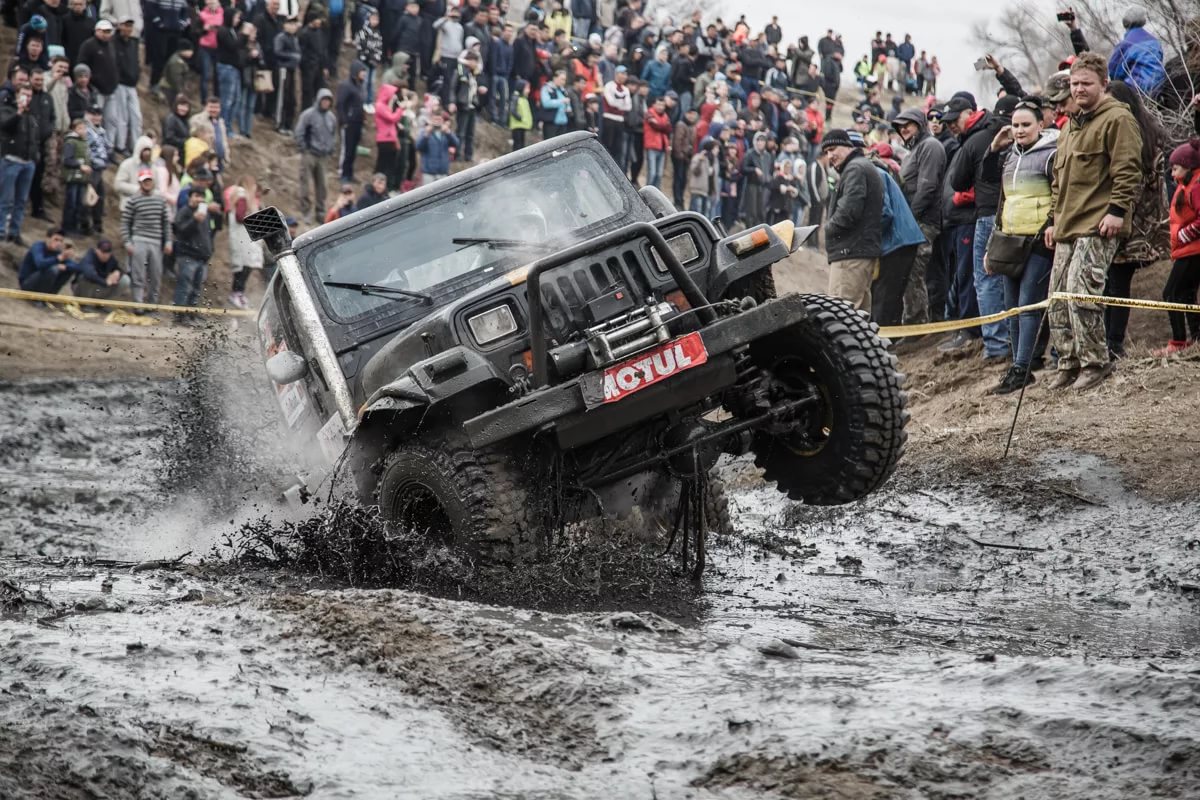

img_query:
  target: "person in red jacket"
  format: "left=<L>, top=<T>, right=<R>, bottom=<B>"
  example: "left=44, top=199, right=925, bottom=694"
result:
left=642, top=95, right=671, bottom=190
left=1157, top=138, right=1200, bottom=355
left=374, top=76, right=407, bottom=191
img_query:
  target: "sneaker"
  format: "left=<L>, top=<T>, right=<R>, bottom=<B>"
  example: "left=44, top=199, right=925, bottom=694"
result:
left=1047, top=368, right=1080, bottom=390
left=1074, top=362, right=1114, bottom=391
left=989, top=366, right=1035, bottom=396
left=1151, top=340, right=1191, bottom=357
left=363, top=103, right=375, bottom=114
left=9, top=235, right=27, bottom=247
left=937, top=331, right=973, bottom=353
left=228, top=292, right=249, bottom=310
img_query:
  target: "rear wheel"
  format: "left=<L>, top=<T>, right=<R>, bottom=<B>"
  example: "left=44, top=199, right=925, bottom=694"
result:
left=749, top=293, right=907, bottom=505
left=376, top=442, right=535, bottom=563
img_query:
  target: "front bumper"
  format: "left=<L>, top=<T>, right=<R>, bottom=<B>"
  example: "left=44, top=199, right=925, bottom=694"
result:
left=464, top=293, right=810, bottom=450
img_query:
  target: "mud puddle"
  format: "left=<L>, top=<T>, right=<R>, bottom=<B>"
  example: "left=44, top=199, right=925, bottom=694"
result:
left=3, top=380, right=1200, bottom=799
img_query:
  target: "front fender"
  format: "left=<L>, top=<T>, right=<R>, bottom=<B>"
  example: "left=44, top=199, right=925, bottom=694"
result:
left=707, top=221, right=815, bottom=299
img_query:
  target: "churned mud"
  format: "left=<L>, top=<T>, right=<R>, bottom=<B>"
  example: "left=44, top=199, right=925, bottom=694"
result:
left=2, top=377, right=1200, bottom=799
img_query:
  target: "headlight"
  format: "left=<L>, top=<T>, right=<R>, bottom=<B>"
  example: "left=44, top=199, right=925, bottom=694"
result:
left=468, top=305, right=517, bottom=345
left=651, top=232, right=700, bottom=272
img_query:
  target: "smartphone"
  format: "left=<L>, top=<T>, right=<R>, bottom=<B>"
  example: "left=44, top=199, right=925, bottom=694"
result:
left=1056, top=10, right=1075, bottom=22
left=973, top=57, right=989, bottom=71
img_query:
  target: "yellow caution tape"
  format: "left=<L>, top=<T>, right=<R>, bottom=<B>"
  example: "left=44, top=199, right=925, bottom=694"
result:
left=0, top=286, right=255, bottom=317
left=877, top=292, right=1200, bottom=339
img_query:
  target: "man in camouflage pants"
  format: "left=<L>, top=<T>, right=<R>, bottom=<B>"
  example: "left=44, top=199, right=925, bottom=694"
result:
left=1045, top=54, right=1143, bottom=391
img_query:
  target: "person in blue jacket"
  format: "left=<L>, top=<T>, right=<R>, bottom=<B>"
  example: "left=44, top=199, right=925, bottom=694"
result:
left=640, top=45, right=671, bottom=100
left=538, top=69, right=570, bottom=138
left=1108, top=7, right=1166, bottom=98
left=18, top=229, right=80, bottom=296
left=415, top=112, right=459, bottom=182
left=72, top=238, right=129, bottom=300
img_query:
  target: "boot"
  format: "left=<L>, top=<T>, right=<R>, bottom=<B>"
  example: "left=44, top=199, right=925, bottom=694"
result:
left=1152, top=339, right=1191, bottom=357
left=989, top=365, right=1036, bottom=396
left=1074, top=362, right=1115, bottom=391
left=1047, top=367, right=1080, bottom=390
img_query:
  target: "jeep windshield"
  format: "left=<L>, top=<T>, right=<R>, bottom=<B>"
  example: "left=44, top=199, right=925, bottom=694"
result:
left=311, top=150, right=628, bottom=321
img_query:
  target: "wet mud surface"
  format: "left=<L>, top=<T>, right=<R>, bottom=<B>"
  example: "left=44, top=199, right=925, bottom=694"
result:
left=2, top=380, right=1200, bottom=799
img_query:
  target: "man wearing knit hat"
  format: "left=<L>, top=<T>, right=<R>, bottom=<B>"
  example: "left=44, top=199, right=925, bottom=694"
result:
left=1045, top=52, right=1143, bottom=390
left=821, top=128, right=884, bottom=311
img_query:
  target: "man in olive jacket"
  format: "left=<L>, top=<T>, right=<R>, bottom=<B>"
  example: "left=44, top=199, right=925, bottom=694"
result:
left=1045, top=53, right=1143, bottom=391
left=821, top=128, right=884, bottom=311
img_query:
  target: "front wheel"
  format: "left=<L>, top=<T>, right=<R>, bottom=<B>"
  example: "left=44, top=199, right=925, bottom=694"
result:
left=748, top=293, right=908, bottom=505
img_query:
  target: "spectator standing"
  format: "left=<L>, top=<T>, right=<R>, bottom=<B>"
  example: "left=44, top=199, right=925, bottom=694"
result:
left=66, top=63, right=97, bottom=122
left=252, top=0, right=284, bottom=120
left=114, top=135, right=155, bottom=210
left=27, top=67, right=55, bottom=221
left=936, top=96, right=983, bottom=351
left=107, top=15, right=142, bottom=156
left=1045, top=54, right=1144, bottom=391
left=1157, top=139, right=1200, bottom=354
left=61, top=115, right=90, bottom=234
left=740, top=130, right=772, bottom=225
left=600, top=65, right=631, bottom=166
left=214, top=9, right=243, bottom=135
left=641, top=45, right=670, bottom=100
left=154, top=143, right=182, bottom=206
left=0, top=86, right=40, bottom=244
left=488, top=23, right=513, bottom=122
left=642, top=94, right=670, bottom=189
left=415, top=112, right=458, bottom=183
left=100, top=0, right=142, bottom=35
left=73, top=239, right=129, bottom=301
left=77, top=19, right=116, bottom=119
left=121, top=167, right=173, bottom=306
left=336, top=60, right=367, bottom=180
left=145, top=0, right=190, bottom=89
left=172, top=186, right=213, bottom=314
left=354, top=8, right=383, bottom=107
left=719, top=141, right=743, bottom=230
left=671, top=107, right=697, bottom=209
left=507, top=77, right=531, bottom=151
left=432, top=5, right=463, bottom=105
left=17, top=229, right=77, bottom=294
left=763, top=16, right=782, bottom=47
left=196, top=0, right=224, bottom=97
left=374, top=70, right=405, bottom=183
left=688, top=138, right=717, bottom=215
left=821, top=128, right=884, bottom=311
left=897, top=34, right=915, bottom=80
left=820, top=50, right=842, bottom=122
left=235, top=20, right=264, bottom=139
left=449, top=49, right=483, bottom=162
left=224, top=175, right=264, bottom=308
left=274, top=16, right=301, bottom=131
left=156, top=39, right=194, bottom=107
left=325, top=0, right=346, bottom=65
left=892, top=108, right=946, bottom=324
left=82, top=103, right=109, bottom=234
left=868, top=148, right=926, bottom=326
left=294, top=87, right=336, bottom=222
left=1108, top=7, right=1165, bottom=97
left=191, top=95, right=228, bottom=172
left=62, top=0, right=94, bottom=65
left=984, top=100, right=1057, bottom=394
left=299, top=5, right=331, bottom=110
left=162, top=95, right=190, bottom=151
left=624, top=78, right=647, bottom=183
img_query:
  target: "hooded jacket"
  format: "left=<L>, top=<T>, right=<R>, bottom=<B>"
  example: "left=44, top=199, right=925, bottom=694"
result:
left=114, top=135, right=157, bottom=208
left=336, top=60, right=366, bottom=125
left=1050, top=95, right=1144, bottom=242
left=1108, top=26, right=1166, bottom=96
left=893, top=108, right=945, bottom=227
left=873, top=161, right=926, bottom=256
left=825, top=148, right=884, bottom=262
left=294, top=88, right=337, bottom=155
left=374, top=82, right=404, bottom=144
left=992, top=129, right=1058, bottom=236
left=948, top=108, right=1003, bottom=219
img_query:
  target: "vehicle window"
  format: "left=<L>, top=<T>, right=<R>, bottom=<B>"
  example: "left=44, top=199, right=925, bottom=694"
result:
left=312, top=151, right=628, bottom=320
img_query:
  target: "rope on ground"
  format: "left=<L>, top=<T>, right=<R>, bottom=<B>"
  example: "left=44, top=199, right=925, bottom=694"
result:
left=0, top=286, right=255, bottom=317
left=877, top=292, right=1200, bottom=339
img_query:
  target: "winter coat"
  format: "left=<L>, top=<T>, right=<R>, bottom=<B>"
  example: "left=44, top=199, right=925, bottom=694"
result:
left=77, top=35, right=118, bottom=95
left=336, top=62, right=367, bottom=125
left=893, top=108, right=945, bottom=227
left=687, top=152, right=714, bottom=196
left=274, top=30, right=301, bottom=69
left=1109, top=26, right=1166, bottom=97
left=742, top=146, right=773, bottom=185
left=539, top=83, right=569, bottom=126
left=947, top=109, right=1003, bottom=219
left=18, top=241, right=71, bottom=287
left=153, top=160, right=180, bottom=206
left=100, top=0, right=142, bottom=35
left=160, top=51, right=191, bottom=95
left=299, top=24, right=331, bottom=70
left=993, top=129, right=1058, bottom=236
left=512, top=33, right=539, bottom=85
left=1169, top=170, right=1200, bottom=260
left=640, top=59, right=671, bottom=99
left=162, top=111, right=189, bottom=152
left=28, top=89, right=54, bottom=143
left=173, top=201, right=214, bottom=261
left=489, top=36, right=513, bottom=79
left=0, top=104, right=40, bottom=161
left=508, top=90, right=532, bottom=131
left=391, top=12, right=423, bottom=54
left=252, top=8, right=282, bottom=66
left=295, top=89, right=338, bottom=155
left=874, top=163, right=925, bottom=256
left=643, top=105, right=671, bottom=151
left=1114, top=138, right=1170, bottom=265
left=85, top=122, right=110, bottom=168
left=148, top=0, right=190, bottom=33
left=671, top=120, right=696, bottom=161
left=1051, top=96, right=1144, bottom=242
left=62, top=130, right=88, bottom=183
left=354, top=24, right=383, bottom=67
left=225, top=185, right=264, bottom=268
left=374, top=83, right=404, bottom=144
left=62, top=10, right=94, bottom=65
left=432, top=17, right=463, bottom=60
left=114, top=136, right=157, bottom=209
left=450, top=59, right=479, bottom=110
left=415, top=128, right=458, bottom=175
left=825, top=149, right=884, bottom=262
left=113, top=33, right=140, bottom=87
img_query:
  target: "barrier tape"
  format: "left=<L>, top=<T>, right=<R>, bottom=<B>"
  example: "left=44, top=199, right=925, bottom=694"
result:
left=876, top=292, right=1200, bottom=339
left=0, top=286, right=255, bottom=317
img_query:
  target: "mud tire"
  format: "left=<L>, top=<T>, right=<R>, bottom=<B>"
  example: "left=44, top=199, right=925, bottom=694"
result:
left=376, top=443, right=534, bottom=564
left=703, top=470, right=734, bottom=536
left=750, top=293, right=907, bottom=505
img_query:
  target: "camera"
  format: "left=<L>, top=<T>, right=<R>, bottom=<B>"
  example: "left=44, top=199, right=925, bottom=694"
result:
left=973, top=57, right=989, bottom=71
left=1056, top=10, right=1075, bottom=23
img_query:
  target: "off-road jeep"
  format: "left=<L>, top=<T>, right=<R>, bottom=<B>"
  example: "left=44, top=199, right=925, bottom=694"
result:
left=249, top=132, right=907, bottom=561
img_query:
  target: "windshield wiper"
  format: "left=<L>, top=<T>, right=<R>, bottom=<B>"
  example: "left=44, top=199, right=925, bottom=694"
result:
left=451, top=236, right=554, bottom=252
left=322, top=281, right=433, bottom=304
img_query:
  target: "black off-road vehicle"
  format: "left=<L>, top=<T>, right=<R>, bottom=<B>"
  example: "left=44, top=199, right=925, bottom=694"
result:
left=250, top=132, right=906, bottom=562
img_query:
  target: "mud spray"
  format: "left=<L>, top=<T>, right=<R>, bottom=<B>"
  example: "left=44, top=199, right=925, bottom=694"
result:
left=3, top=326, right=1200, bottom=798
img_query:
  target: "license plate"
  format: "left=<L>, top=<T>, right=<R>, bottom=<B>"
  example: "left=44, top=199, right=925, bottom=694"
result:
left=595, top=332, right=708, bottom=405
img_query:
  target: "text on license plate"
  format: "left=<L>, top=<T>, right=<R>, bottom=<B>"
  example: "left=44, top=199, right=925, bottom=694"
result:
left=601, top=332, right=708, bottom=403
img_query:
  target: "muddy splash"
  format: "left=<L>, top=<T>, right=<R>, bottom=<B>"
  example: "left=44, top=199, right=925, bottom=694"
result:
left=2, top=379, right=1200, bottom=799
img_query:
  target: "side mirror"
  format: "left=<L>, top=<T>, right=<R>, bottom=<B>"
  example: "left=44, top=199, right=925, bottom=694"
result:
left=793, top=225, right=818, bottom=251
left=638, top=185, right=677, bottom=218
left=266, top=350, right=309, bottom=385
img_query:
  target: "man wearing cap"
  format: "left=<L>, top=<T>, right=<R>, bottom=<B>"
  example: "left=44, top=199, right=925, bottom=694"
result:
left=1044, top=52, right=1144, bottom=390
left=947, top=93, right=1012, bottom=362
left=73, top=238, right=130, bottom=301
left=121, top=166, right=173, bottom=306
left=821, top=128, right=884, bottom=311
left=77, top=20, right=117, bottom=119
left=100, top=0, right=143, bottom=36
left=600, top=65, right=631, bottom=166
left=933, top=95, right=981, bottom=349
left=1044, top=72, right=1075, bottom=128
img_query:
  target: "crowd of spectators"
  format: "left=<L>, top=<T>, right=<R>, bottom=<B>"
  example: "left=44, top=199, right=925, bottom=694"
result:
left=6, top=0, right=1200, bottom=389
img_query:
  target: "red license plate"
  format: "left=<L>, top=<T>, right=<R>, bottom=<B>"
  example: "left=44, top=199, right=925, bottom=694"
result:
left=600, top=332, right=708, bottom=404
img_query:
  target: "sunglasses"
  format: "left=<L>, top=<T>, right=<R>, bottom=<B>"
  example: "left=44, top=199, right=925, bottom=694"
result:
left=926, top=111, right=943, bottom=121
left=1014, top=100, right=1043, bottom=113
